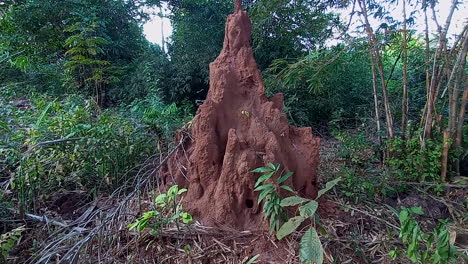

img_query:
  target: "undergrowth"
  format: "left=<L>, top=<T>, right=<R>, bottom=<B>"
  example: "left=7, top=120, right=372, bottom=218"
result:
left=0, top=87, right=189, bottom=212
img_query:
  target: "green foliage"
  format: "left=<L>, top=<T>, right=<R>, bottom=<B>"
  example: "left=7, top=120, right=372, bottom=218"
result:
left=253, top=163, right=340, bottom=264
left=127, top=94, right=193, bottom=141
left=0, top=0, right=152, bottom=101
left=265, top=42, right=373, bottom=128
left=0, top=225, right=25, bottom=261
left=115, top=44, right=169, bottom=103
left=276, top=177, right=340, bottom=264
left=335, top=131, right=377, bottom=166
left=299, top=228, right=324, bottom=264
left=157, top=0, right=342, bottom=106
left=249, top=0, right=341, bottom=70
left=387, top=137, right=442, bottom=182
left=253, top=163, right=294, bottom=232
left=0, top=90, right=160, bottom=210
left=394, top=207, right=463, bottom=264
left=63, top=20, right=115, bottom=101
left=128, top=185, right=193, bottom=235
left=157, top=0, right=230, bottom=104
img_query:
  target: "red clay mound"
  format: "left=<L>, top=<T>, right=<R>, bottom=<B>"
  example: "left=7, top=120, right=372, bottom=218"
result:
left=162, top=1, right=320, bottom=230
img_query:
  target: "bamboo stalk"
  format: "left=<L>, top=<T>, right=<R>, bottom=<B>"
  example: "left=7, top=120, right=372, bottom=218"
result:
left=455, top=79, right=468, bottom=148
left=441, top=130, right=450, bottom=182
left=401, top=0, right=408, bottom=139
left=422, top=0, right=458, bottom=146
left=358, top=0, right=394, bottom=139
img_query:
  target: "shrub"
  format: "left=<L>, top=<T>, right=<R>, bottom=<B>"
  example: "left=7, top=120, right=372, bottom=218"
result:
left=253, top=163, right=341, bottom=264
left=390, top=207, right=464, bottom=263
left=0, top=91, right=157, bottom=210
left=128, top=185, right=193, bottom=235
left=387, top=137, right=442, bottom=182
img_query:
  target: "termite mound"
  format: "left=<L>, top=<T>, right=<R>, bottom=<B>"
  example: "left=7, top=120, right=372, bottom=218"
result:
left=161, top=2, right=320, bottom=230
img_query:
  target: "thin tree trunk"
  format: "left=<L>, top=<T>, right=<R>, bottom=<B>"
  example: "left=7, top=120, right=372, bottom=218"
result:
left=160, top=6, right=165, bottom=53
left=401, top=0, right=408, bottom=139
left=456, top=79, right=468, bottom=148
left=441, top=130, right=450, bottom=182
left=448, top=29, right=468, bottom=138
left=420, top=1, right=431, bottom=128
left=422, top=0, right=458, bottom=147
left=370, top=50, right=382, bottom=145
left=358, top=0, right=394, bottom=139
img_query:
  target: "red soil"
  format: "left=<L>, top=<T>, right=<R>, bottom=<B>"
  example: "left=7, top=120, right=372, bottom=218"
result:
left=162, top=1, right=320, bottom=230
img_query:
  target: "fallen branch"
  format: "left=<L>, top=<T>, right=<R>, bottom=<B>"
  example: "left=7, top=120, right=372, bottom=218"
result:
left=4, top=207, right=88, bottom=233
left=25, top=137, right=84, bottom=154
left=336, top=202, right=400, bottom=230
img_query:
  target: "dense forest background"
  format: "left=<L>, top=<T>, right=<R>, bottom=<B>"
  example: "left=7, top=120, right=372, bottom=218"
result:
left=0, top=0, right=467, bottom=263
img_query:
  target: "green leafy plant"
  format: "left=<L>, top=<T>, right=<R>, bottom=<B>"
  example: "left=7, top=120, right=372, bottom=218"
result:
left=0, top=91, right=156, bottom=211
left=392, top=207, right=463, bottom=264
left=253, top=163, right=294, bottom=232
left=334, top=131, right=376, bottom=166
left=253, top=163, right=341, bottom=264
left=387, top=137, right=442, bottom=182
left=276, top=177, right=340, bottom=264
left=0, top=226, right=25, bottom=261
left=128, top=185, right=193, bottom=235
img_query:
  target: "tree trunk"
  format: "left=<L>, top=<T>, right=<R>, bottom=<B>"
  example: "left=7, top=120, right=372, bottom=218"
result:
left=456, top=80, right=468, bottom=148
left=447, top=28, right=468, bottom=138
left=422, top=0, right=458, bottom=147
left=160, top=6, right=165, bottom=53
left=358, top=0, right=394, bottom=139
left=370, top=48, right=382, bottom=146
left=441, top=130, right=450, bottom=182
left=401, top=0, right=408, bottom=139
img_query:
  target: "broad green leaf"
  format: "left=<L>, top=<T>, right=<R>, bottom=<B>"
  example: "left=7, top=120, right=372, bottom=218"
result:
left=299, top=228, right=324, bottom=264
left=255, top=172, right=274, bottom=187
left=252, top=167, right=272, bottom=173
left=316, top=177, right=341, bottom=199
left=167, top=185, right=179, bottom=199
left=280, top=196, right=309, bottom=207
left=299, top=201, right=318, bottom=217
left=277, top=171, right=293, bottom=184
left=409, top=207, right=424, bottom=215
left=155, top=193, right=167, bottom=207
left=276, top=216, right=305, bottom=239
left=399, top=209, right=409, bottom=223
left=280, top=185, right=294, bottom=192
left=180, top=212, right=193, bottom=224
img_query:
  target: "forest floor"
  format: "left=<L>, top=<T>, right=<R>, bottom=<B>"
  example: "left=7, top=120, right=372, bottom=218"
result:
left=6, top=136, right=468, bottom=264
